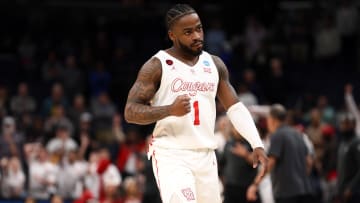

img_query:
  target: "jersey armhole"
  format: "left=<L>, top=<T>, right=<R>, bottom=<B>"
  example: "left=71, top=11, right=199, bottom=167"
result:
left=151, top=55, right=165, bottom=102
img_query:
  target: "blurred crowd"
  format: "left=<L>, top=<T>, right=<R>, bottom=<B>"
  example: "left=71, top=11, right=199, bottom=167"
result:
left=0, top=81, right=158, bottom=203
left=0, top=0, right=360, bottom=203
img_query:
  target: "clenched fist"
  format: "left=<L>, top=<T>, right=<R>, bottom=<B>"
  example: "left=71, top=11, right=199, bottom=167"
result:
left=169, top=94, right=191, bottom=116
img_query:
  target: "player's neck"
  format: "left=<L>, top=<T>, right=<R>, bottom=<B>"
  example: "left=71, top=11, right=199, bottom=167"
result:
left=167, top=47, right=199, bottom=66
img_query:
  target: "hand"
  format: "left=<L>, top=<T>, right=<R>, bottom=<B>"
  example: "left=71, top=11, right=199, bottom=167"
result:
left=170, top=94, right=191, bottom=116
left=345, top=83, right=353, bottom=94
left=246, top=184, right=258, bottom=202
left=252, top=147, right=268, bottom=184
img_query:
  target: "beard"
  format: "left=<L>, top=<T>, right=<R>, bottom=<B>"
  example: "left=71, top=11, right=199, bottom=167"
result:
left=179, top=40, right=203, bottom=57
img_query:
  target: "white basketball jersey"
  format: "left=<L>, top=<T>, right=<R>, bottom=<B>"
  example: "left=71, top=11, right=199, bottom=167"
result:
left=151, top=50, right=219, bottom=149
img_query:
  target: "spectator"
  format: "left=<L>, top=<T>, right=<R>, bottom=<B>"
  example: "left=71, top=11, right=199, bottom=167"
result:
left=247, top=105, right=276, bottom=203
left=305, top=108, right=326, bottom=174
left=72, top=112, right=95, bottom=161
left=0, top=156, right=26, bottom=198
left=316, top=95, right=335, bottom=125
left=244, top=15, right=267, bottom=62
left=24, top=196, right=36, bottom=203
left=336, top=0, right=358, bottom=41
left=50, top=194, right=64, bottom=203
left=44, top=104, right=74, bottom=138
left=256, top=104, right=314, bottom=203
left=57, top=149, right=88, bottom=199
left=242, top=68, right=264, bottom=103
left=220, top=124, right=261, bottom=203
left=46, top=124, right=78, bottom=163
left=97, top=148, right=122, bottom=201
left=335, top=114, right=360, bottom=203
left=320, top=124, right=338, bottom=203
left=237, top=83, right=259, bottom=107
left=42, top=83, right=69, bottom=117
left=88, top=61, right=111, bottom=98
left=91, top=92, right=117, bottom=143
left=41, top=51, right=64, bottom=85
left=0, top=116, right=24, bottom=159
left=122, top=176, right=142, bottom=203
left=61, top=55, right=85, bottom=100
left=116, top=127, right=146, bottom=178
left=344, top=84, right=360, bottom=137
left=264, top=57, right=289, bottom=104
left=205, top=19, right=227, bottom=57
left=112, top=113, right=126, bottom=144
left=214, top=114, right=232, bottom=156
left=10, top=82, right=37, bottom=117
left=84, top=151, right=101, bottom=199
left=67, top=94, right=89, bottom=133
left=23, top=115, right=46, bottom=143
left=28, top=146, right=59, bottom=199
left=314, top=15, right=341, bottom=68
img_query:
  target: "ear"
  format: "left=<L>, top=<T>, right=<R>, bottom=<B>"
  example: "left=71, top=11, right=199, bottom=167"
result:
left=168, top=30, right=175, bottom=41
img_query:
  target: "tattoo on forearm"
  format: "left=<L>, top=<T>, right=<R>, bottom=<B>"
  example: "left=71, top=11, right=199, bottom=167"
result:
left=125, top=102, right=170, bottom=125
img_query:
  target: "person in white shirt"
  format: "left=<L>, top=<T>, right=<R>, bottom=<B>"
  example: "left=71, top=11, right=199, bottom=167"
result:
left=1, top=156, right=25, bottom=198
left=46, top=124, right=78, bottom=163
left=28, top=146, right=59, bottom=199
left=344, top=83, right=360, bottom=137
left=57, top=150, right=88, bottom=199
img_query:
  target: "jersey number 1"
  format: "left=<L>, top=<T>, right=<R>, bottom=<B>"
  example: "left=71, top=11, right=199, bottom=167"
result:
left=193, top=101, right=200, bottom=125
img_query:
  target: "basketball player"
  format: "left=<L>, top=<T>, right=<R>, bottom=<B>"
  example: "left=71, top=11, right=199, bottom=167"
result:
left=124, top=4, right=267, bottom=203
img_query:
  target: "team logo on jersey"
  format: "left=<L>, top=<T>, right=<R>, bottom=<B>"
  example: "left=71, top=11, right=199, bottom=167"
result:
left=166, top=59, right=173, bottom=65
left=181, top=188, right=195, bottom=201
left=203, top=60, right=210, bottom=66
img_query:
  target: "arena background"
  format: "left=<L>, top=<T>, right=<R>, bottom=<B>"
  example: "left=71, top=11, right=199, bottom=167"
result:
left=0, top=0, right=359, bottom=203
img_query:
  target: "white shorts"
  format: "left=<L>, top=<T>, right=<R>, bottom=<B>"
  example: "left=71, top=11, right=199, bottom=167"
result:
left=150, top=147, right=221, bottom=203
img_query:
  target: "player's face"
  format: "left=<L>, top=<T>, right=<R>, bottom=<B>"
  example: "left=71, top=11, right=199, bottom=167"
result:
left=169, top=13, right=204, bottom=56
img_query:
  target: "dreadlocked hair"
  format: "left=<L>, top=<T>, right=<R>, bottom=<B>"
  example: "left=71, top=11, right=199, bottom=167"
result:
left=165, top=4, right=196, bottom=30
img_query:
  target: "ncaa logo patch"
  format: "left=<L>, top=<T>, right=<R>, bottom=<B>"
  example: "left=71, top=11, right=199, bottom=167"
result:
left=203, top=60, right=210, bottom=66
left=181, top=187, right=195, bottom=201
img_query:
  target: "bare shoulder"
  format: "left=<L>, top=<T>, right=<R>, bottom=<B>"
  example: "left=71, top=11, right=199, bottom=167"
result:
left=137, top=56, right=162, bottom=82
left=126, top=56, right=162, bottom=104
left=211, top=55, right=229, bottom=80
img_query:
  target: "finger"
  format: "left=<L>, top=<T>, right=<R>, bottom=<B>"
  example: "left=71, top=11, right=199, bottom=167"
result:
left=257, top=158, right=267, bottom=179
left=182, top=94, right=191, bottom=100
left=253, top=153, right=259, bottom=168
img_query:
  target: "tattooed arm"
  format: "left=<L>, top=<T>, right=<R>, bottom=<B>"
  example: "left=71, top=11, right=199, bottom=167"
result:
left=124, top=57, right=191, bottom=125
